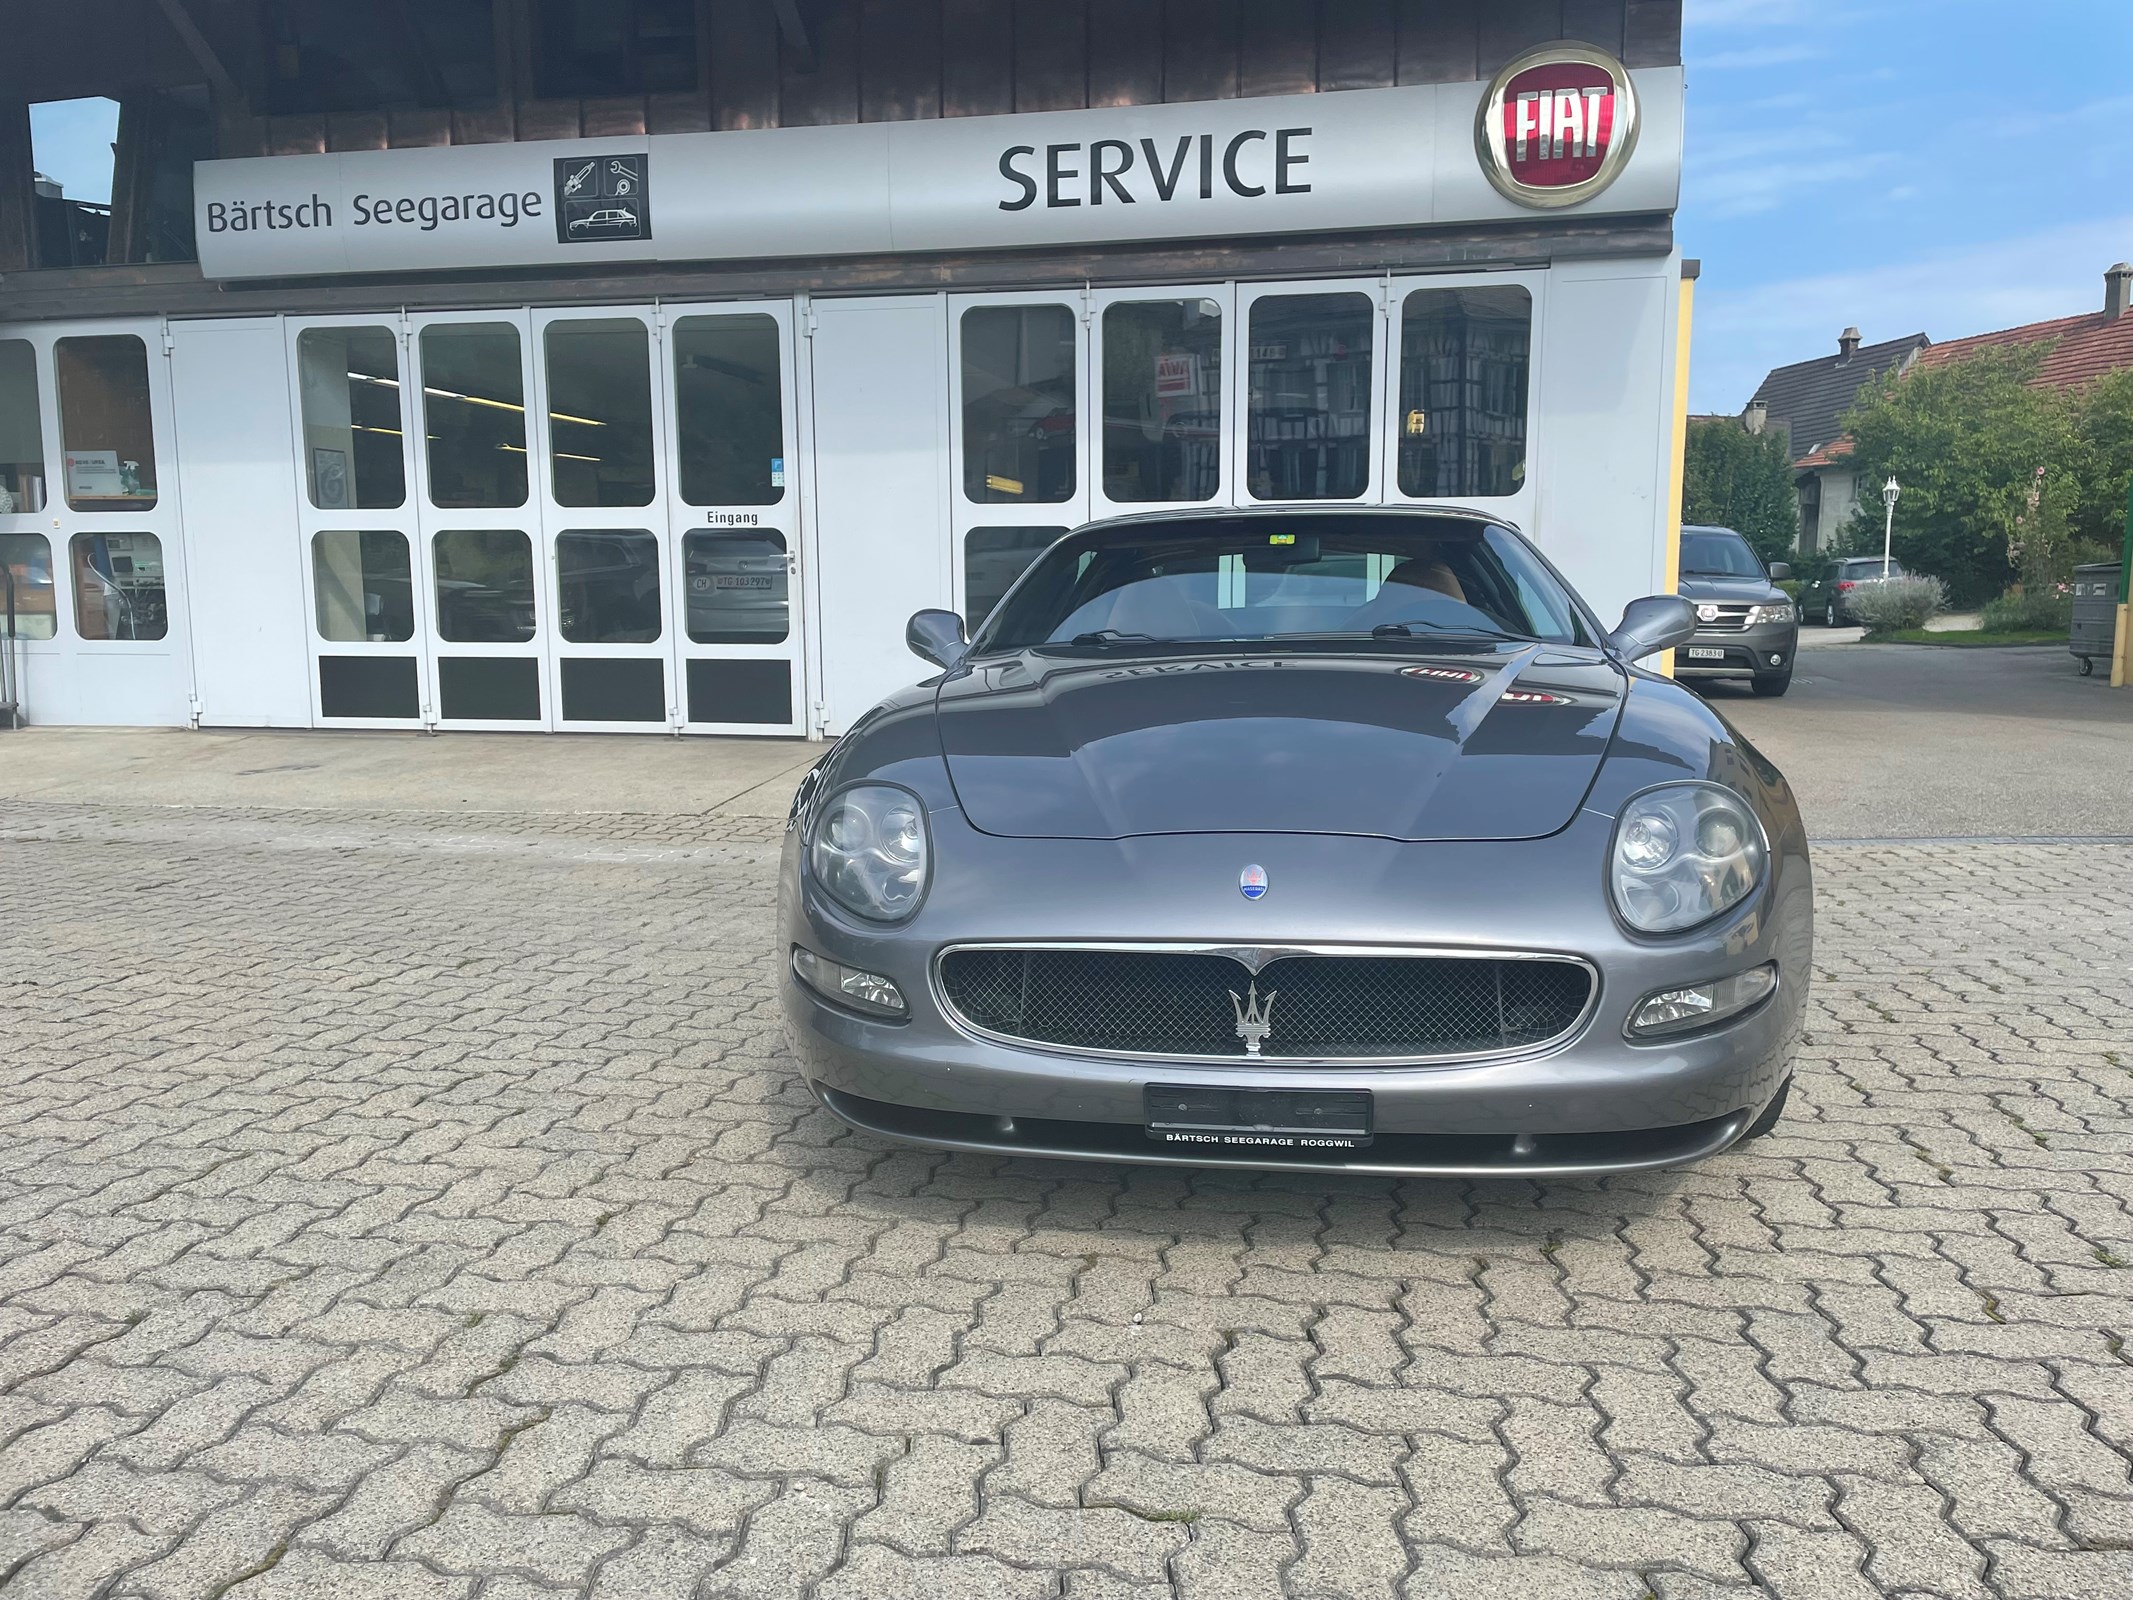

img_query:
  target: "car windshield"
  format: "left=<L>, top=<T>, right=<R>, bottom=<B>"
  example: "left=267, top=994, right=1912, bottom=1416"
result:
left=973, top=514, right=1591, bottom=652
left=1679, top=531, right=1765, bottom=578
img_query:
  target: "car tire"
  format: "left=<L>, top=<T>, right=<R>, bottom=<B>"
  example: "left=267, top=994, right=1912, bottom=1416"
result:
left=1741, top=1077, right=1791, bottom=1140
left=1751, top=668, right=1793, bottom=697
left=1823, top=601, right=1839, bottom=627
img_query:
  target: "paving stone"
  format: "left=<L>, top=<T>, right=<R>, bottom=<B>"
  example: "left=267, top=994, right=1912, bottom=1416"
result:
left=7, top=798, right=2133, bottom=1600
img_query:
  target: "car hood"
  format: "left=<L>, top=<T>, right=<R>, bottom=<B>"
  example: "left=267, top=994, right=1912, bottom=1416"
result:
left=1678, top=574, right=1784, bottom=605
left=933, top=644, right=1626, bottom=841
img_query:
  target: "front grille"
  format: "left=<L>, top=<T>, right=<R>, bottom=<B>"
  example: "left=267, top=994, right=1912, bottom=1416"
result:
left=1696, top=605, right=1754, bottom=633
left=936, top=948, right=1593, bottom=1062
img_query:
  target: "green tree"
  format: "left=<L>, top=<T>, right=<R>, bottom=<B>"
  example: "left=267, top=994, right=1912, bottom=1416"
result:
left=1682, top=418, right=1798, bottom=564
left=2071, top=367, right=2133, bottom=562
left=1834, top=343, right=2079, bottom=606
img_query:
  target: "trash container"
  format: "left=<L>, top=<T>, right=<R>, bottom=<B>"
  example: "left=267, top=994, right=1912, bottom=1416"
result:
left=2070, top=562, right=2121, bottom=676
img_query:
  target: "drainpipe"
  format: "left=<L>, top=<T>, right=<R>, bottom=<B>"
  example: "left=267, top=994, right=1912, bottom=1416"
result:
left=2112, top=474, right=2132, bottom=689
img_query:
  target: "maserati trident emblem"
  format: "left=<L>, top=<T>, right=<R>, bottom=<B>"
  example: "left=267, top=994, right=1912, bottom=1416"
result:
left=1230, top=982, right=1278, bottom=1058
left=1239, top=864, right=1268, bottom=900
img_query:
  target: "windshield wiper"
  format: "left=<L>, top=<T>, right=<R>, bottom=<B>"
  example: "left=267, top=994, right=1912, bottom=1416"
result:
left=1067, top=628, right=1161, bottom=647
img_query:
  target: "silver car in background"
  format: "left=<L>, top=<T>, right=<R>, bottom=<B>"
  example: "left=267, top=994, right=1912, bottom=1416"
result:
left=779, top=509, right=1812, bottom=1178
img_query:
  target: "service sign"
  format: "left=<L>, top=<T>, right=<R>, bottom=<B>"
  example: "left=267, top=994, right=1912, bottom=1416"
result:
left=194, top=68, right=1679, bottom=280
left=1475, top=45, right=1639, bottom=209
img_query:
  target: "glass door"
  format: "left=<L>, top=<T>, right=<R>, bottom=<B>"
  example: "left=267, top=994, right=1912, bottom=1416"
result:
left=289, top=315, right=431, bottom=727
left=1233, top=280, right=1389, bottom=507
left=662, top=302, right=806, bottom=734
left=410, top=311, right=550, bottom=730
left=534, top=308, right=673, bottom=731
left=1382, top=270, right=1544, bottom=532
left=948, top=291, right=1089, bottom=635
left=1088, top=285, right=1233, bottom=519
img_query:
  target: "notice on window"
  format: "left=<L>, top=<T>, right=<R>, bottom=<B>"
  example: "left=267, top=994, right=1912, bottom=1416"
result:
left=64, top=451, right=126, bottom=498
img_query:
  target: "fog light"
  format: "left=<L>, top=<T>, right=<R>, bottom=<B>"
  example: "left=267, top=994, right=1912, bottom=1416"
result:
left=1768, top=653, right=1785, bottom=666
left=1628, top=964, right=1777, bottom=1038
left=792, top=945, right=907, bottom=1018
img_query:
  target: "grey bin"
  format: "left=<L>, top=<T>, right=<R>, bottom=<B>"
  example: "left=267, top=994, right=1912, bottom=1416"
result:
left=2070, top=562, right=2122, bottom=676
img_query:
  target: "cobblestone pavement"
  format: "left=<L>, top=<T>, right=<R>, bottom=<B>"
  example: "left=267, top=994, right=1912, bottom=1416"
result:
left=4, top=796, right=2132, bottom=1600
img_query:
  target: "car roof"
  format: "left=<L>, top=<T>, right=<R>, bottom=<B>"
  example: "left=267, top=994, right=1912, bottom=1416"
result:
left=1073, top=504, right=1523, bottom=538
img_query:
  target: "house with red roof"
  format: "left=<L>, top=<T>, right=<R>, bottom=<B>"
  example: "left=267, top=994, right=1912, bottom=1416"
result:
left=1737, top=262, right=2133, bottom=555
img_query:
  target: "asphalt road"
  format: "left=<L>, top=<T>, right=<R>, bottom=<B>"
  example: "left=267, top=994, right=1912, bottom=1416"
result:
left=1697, top=640, right=2133, bottom=841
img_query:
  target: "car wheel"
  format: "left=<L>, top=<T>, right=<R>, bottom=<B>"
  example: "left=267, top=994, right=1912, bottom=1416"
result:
left=1741, top=1077, right=1791, bottom=1140
left=2079, top=656, right=2095, bottom=677
left=1823, top=601, right=1839, bottom=627
left=1751, top=668, right=1792, bottom=697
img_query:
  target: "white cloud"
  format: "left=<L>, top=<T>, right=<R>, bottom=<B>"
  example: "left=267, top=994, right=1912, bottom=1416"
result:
left=1688, top=215, right=2133, bottom=412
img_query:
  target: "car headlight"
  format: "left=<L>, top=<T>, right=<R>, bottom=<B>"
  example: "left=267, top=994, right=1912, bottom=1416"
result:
left=809, top=783, right=930, bottom=922
left=1609, top=783, right=1767, bottom=934
left=1747, top=603, right=1795, bottom=626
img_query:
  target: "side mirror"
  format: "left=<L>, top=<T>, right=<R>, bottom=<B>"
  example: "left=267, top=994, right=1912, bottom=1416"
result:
left=906, top=608, right=969, bottom=670
left=1608, top=595, right=1699, bottom=662
left=1767, top=560, right=1792, bottom=582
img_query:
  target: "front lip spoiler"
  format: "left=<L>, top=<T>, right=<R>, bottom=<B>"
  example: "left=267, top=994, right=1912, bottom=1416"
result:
left=813, top=1086, right=1751, bottom=1178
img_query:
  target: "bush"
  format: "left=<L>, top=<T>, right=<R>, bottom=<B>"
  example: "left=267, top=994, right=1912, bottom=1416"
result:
left=1774, top=578, right=1801, bottom=601
left=1981, top=585, right=2071, bottom=633
left=1848, top=574, right=1948, bottom=633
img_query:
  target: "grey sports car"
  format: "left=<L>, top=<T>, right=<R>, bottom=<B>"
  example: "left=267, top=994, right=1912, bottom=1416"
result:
left=778, top=508, right=1812, bottom=1177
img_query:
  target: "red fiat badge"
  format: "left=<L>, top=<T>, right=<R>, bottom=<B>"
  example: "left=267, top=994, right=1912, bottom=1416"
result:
left=1476, top=45, right=1640, bottom=209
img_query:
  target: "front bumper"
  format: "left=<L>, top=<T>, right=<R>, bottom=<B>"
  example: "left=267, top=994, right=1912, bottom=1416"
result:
left=777, top=810, right=1812, bottom=1177
left=1674, top=619, right=1798, bottom=679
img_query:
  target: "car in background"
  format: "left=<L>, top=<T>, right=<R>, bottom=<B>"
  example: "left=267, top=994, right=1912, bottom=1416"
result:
left=1674, top=525, right=1798, bottom=697
left=1798, top=555, right=1908, bottom=627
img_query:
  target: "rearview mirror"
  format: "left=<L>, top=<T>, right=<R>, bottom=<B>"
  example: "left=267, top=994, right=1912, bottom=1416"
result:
left=1608, top=595, right=1699, bottom=662
left=907, top=608, right=969, bottom=670
left=1767, top=560, right=1792, bottom=582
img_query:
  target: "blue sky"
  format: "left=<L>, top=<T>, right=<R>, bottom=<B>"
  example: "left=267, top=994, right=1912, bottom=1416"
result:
left=30, top=3, right=2133, bottom=417
left=1682, top=0, right=2133, bottom=411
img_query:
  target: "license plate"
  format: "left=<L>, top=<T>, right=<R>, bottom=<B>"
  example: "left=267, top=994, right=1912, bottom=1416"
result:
left=1145, top=1084, right=1373, bottom=1152
left=1685, top=646, right=1727, bottom=660
left=713, top=575, right=774, bottom=590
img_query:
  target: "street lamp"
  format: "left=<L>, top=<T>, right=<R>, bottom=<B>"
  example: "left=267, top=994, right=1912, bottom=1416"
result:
left=1880, top=476, right=1900, bottom=578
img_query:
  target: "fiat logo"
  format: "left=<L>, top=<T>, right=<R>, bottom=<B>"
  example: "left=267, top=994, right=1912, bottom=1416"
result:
left=1475, top=44, right=1640, bottom=209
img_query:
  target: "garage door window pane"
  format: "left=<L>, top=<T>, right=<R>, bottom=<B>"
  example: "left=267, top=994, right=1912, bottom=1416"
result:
left=966, top=526, right=1065, bottom=631
left=69, top=532, right=167, bottom=640
left=297, top=327, right=406, bottom=509
left=1247, top=293, right=1373, bottom=501
left=434, top=528, right=535, bottom=641
left=683, top=529, right=787, bottom=643
left=56, top=335, right=158, bottom=510
left=673, top=314, right=784, bottom=506
left=313, top=530, right=414, bottom=641
left=0, top=341, right=46, bottom=515
left=0, top=533, right=56, bottom=639
left=962, top=305, right=1075, bottom=503
left=1103, top=301, right=1221, bottom=504
left=1398, top=286, right=1532, bottom=499
left=559, top=528, right=662, bottom=642
left=421, top=324, right=528, bottom=508
left=545, top=319, right=655, bottom=508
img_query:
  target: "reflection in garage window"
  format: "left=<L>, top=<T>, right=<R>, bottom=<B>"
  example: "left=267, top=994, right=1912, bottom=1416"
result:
left=69, top=531, right=168, bottom=640
left=1397, top=286, right=1531, bottom=499
left=965, top=526, right=1066, bottom=631
left=673, top=314, right=784, bottom=507
left=433, top=528, right=535, bottom=642
left=962, top=305, right=1075, bottom=503
left=545, top=319, right=656, bottom=508
left=684, top=529, right=786, bottom=644
left=297, top=327, right=406, bottom=510
left=312, top=529, right=414, bottom=641
left=0, top=341, right=48, bottom=514
left=558, top=528, right=662, bottom=643
left=0, top=533, right=57, bottom=639
left=57, top=335, right=159, bottom=511
left=421, top=324, right=528, bottom=509
left=1246, top=293, right=1373, bottom=501
left=1103, top=300, right=1221, bottom=503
